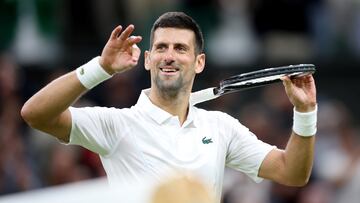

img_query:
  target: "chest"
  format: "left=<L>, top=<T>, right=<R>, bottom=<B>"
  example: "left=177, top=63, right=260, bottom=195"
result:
left=119, top=119, right=227, bottom=174
left=144, top=124, right=220, bottom=160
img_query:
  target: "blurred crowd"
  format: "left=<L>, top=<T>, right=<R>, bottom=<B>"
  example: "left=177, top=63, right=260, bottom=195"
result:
left=1, top=0, right=360, bottom=203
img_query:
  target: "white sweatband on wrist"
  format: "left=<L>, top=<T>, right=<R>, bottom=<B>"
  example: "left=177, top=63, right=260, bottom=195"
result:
left=76, top=56, right=112, bottom=89
left=293, top=105, right=318, bottom=137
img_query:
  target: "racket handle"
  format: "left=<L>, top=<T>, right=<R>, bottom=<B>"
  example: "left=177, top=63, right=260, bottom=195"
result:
left=190, top=87, right=219, bottom=105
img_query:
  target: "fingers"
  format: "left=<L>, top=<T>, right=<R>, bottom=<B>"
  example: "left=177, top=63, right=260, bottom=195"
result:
left=280, top=75, right=290, bottom=82
left=110, top=24, right=135, bottom=41
left=127, top=35, right=142, bottom=46
left=301, top=74, right=314, bottom=83
left=110, top=25, right=122, bottom=40
left=281, top=74, right=314, bottom=86
left=119, top=24, right=135, bottom=41
left=110, top=24, right=142, bottom=49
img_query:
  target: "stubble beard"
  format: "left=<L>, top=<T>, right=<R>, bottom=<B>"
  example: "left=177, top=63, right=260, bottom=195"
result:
left=154, top=73, right=184, bottom=99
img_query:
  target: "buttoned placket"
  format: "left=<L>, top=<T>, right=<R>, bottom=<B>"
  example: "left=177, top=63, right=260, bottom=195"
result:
left=136, top=89, right=200, bottom=158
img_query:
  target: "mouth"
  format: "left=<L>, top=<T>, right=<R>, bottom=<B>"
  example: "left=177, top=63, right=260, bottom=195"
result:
left=159, top=66, right=180, bottom=74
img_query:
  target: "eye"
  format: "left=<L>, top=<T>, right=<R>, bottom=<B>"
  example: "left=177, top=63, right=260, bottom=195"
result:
left=175, top=45, right=188, bottom=52
left=155, top=44, right=167, bottom=52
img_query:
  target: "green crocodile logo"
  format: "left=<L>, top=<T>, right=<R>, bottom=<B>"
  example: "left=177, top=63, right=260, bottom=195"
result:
left=202, top=137, right=213, bottom=144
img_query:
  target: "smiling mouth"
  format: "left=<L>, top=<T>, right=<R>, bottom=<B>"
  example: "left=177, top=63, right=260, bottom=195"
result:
left=159, top=66, right=180, bottom=73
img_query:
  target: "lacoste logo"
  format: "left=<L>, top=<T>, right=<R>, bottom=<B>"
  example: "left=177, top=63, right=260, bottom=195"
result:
left=202, top=137, right=213, bottom=144
left=80, top=68, right=84, bottom=75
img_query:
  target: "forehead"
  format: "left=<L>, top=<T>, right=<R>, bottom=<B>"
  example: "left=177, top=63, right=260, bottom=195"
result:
left=152, top=28, right=196, bottom=46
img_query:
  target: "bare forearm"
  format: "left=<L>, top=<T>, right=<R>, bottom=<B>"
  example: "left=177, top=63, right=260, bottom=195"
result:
left=259, top=74, right=317, bottom=186
left=283, top=132, right=315, bottom=185
left=259, top=132, right=315, bottom=186
left=21, top=71, right=86, bottom=134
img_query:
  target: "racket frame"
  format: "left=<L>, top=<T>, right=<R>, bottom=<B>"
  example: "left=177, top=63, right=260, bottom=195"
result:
left=190, top=64, right=316, bottom=105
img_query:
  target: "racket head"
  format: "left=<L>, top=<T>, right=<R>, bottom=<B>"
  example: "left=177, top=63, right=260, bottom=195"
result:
left=216, top=64, right=316, bottom=95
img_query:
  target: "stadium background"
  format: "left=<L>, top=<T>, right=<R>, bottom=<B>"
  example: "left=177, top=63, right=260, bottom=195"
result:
left=1, top=0, right=359, bottom=202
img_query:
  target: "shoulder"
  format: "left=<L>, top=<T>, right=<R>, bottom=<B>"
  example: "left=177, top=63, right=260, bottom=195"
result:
left=194, top=106, right=237, bottom=121
left=193, top=107, right=245, bottom=130
left=69, top=106, right=134, bottom=118
left=193, top=107, right=251, bottom=144
left=194, top=106, right=250, bottom=132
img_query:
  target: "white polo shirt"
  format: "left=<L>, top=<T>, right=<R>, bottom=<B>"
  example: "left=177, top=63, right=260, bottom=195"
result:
left=68, top=89, right=275, bottom=201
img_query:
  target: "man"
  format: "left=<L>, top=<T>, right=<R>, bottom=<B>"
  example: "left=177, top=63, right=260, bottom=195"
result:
left=21, top=12, right=317, bottom=202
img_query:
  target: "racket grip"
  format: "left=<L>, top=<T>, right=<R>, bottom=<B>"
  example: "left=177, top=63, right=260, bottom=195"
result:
left=190, top=87, right=218, bottom=105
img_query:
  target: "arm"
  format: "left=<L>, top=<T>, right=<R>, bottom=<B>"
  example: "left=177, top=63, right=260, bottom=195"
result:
left=21, top=25, right=142, bottom=142
left=258, top=75, right=317, bottom=186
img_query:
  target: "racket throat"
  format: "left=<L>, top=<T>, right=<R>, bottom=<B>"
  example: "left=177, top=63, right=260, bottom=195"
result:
left=213, top=87, right=221, bottom=95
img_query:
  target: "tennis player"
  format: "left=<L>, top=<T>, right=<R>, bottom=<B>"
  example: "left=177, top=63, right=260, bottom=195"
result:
left=21, top=12, right=317, bottom=202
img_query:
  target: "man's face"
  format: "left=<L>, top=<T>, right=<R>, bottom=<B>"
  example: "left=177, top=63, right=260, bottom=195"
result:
left=145, top=28, right=205, bottom=95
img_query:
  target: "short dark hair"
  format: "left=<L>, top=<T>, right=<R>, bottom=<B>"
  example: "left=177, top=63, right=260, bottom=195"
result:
left=149, top=12, right=204, bottom=55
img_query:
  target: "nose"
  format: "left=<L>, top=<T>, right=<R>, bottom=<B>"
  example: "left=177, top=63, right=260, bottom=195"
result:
left=164, top=49, right=175, bottom=65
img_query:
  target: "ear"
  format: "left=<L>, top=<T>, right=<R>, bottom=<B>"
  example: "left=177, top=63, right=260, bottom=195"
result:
left=144, top=50, right=150, bottom=71
left=195, top=53, right=206, bottom=74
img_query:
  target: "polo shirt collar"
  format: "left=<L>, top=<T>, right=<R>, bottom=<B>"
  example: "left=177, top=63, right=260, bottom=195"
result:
left=136, top=89, right=197, bottom=127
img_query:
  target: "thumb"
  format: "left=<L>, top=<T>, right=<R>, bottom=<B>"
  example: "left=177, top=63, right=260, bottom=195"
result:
left=131, top=44, right=141, bottom=63
left=280, top=75, right=294, bottom=94
left=281, top=75, right=292, bottom=87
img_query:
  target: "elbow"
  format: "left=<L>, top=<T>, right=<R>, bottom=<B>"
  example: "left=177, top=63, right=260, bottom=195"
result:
left=299, top=172, right=311, bottom=186
left=283, top=172, right=311, bottom=187
left=290, top=176, right=310, bottom=187
left=294, top=167, right=313, bottom=187
left=21, top=103, right=42, bottom=128
left=21, top=104, right=35, bottom=127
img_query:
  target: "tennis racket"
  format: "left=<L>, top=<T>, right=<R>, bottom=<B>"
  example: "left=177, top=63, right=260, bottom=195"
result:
left=190, top=64, right=316, bottom=105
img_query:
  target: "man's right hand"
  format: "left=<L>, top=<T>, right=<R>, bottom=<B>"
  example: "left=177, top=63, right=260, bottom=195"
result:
left=99, top=25, right=142, bottom=75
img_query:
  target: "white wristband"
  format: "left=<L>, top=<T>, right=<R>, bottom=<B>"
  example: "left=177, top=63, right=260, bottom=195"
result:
left=293, top=105, right=318, bottom=137
left=76, top=56, right=112, bottom=89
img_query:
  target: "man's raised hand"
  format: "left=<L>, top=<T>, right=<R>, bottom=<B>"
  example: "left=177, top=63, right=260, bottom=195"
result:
left=281, top=75, right=317, bottom=112
left=100, top=25, right=142, bottom=75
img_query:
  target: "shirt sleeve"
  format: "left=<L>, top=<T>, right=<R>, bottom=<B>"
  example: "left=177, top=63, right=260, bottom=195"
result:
left=68, top=106, right=124, bottom=156
left=224, top=114, right=276, bottom=183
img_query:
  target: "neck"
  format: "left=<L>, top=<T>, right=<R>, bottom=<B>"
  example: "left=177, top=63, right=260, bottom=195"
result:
left=148, top=87, right=190, bottom=125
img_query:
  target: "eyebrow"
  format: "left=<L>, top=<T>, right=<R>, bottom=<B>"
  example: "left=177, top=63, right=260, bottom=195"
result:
left=154, top=42, right=167, bottom=47
left=154, top=42, right=190, bottom=49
